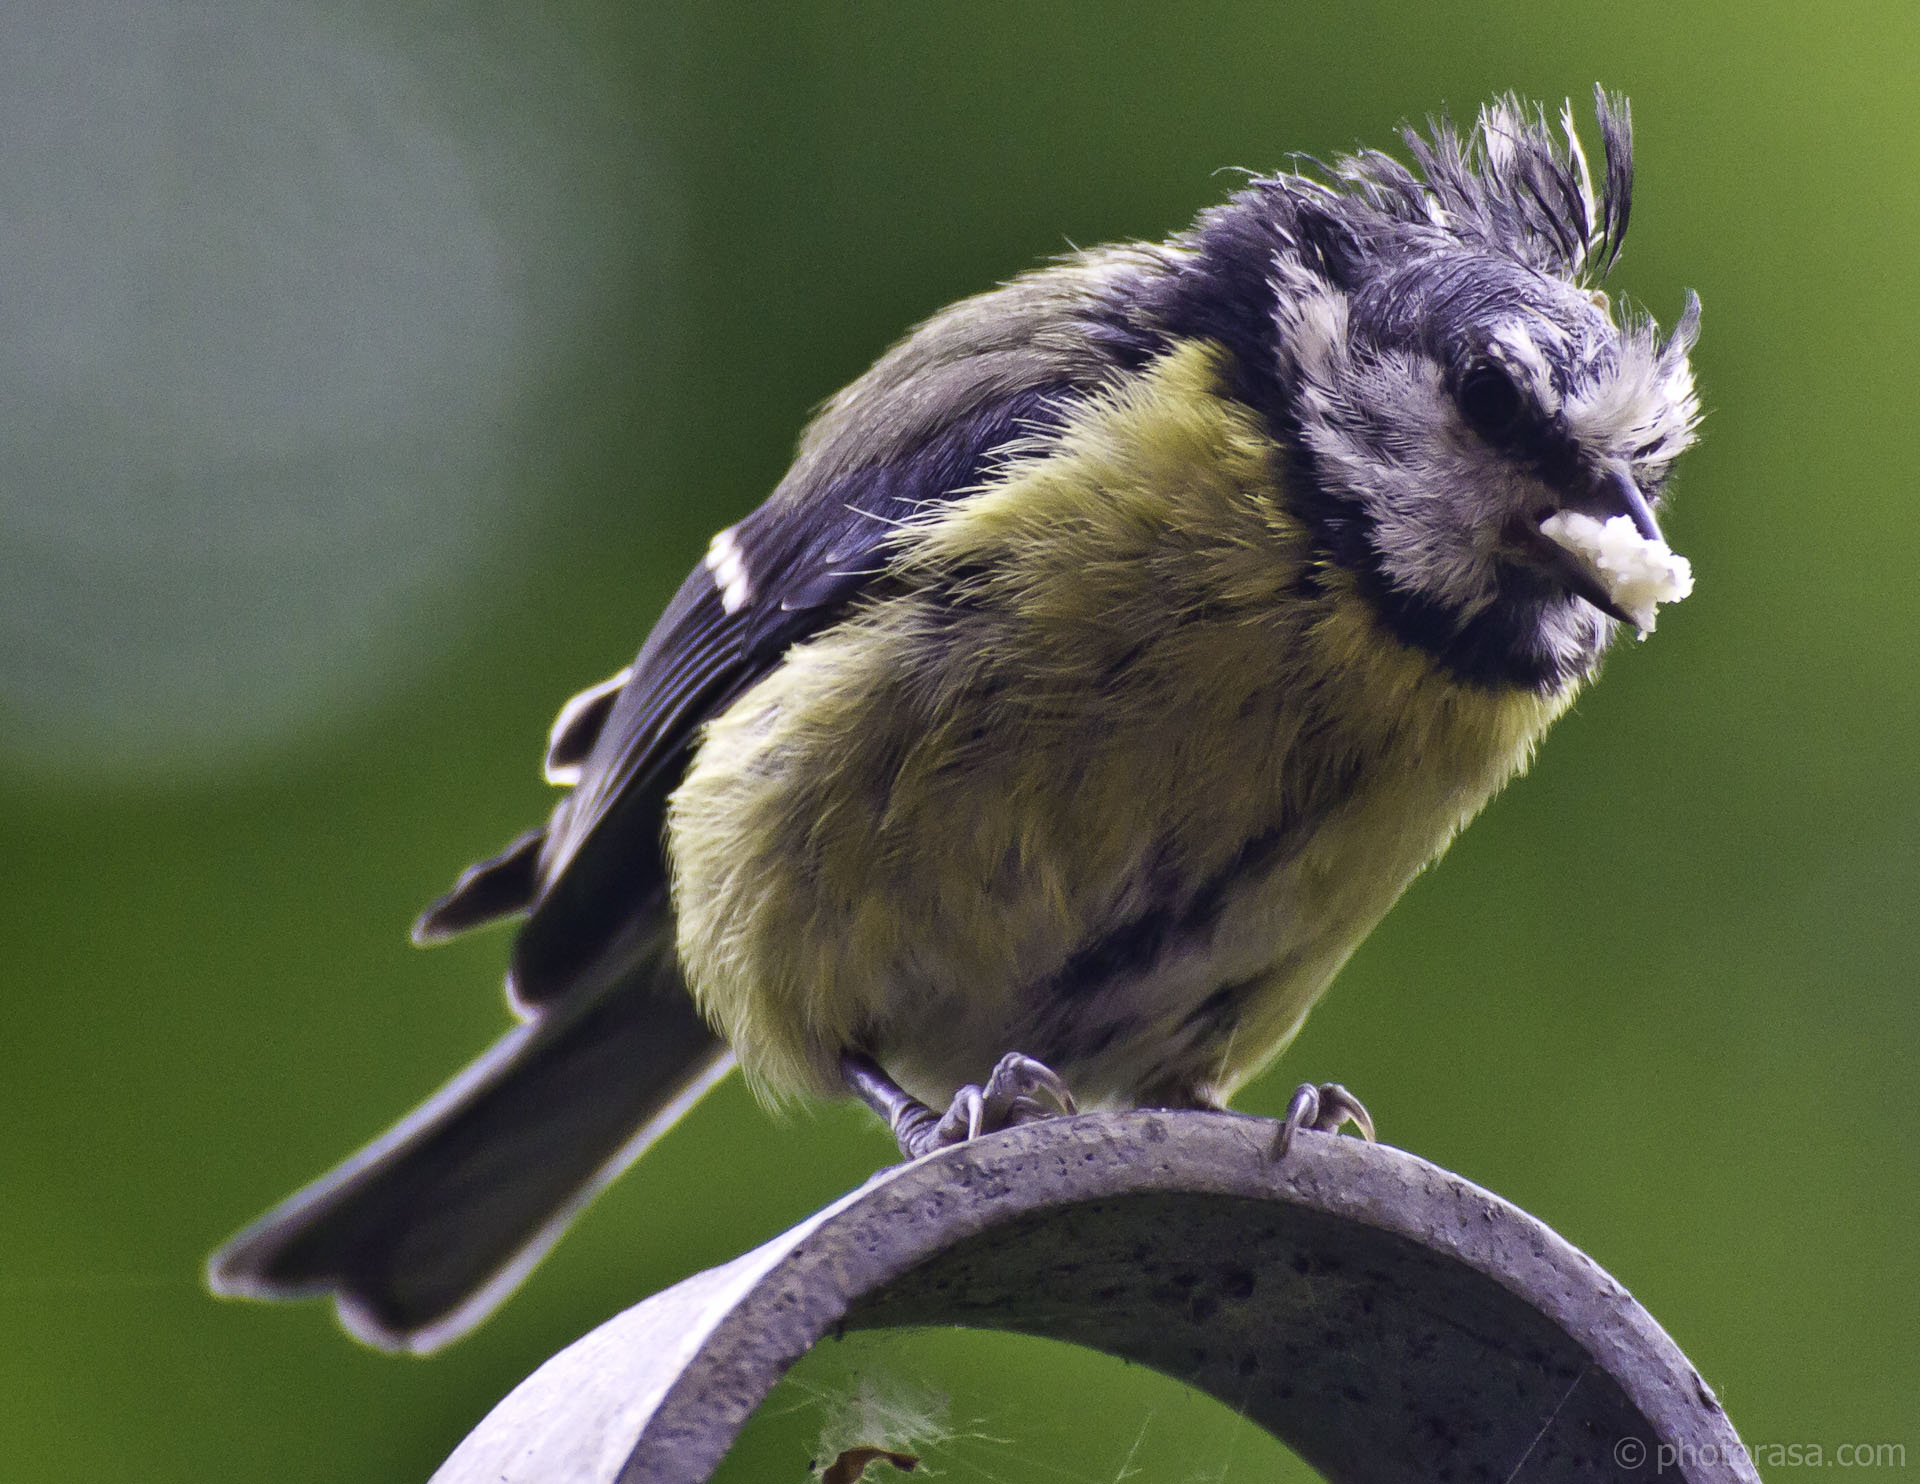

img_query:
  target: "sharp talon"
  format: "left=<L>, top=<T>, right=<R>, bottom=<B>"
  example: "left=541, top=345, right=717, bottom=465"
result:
left=933, top=1085, right=986, bottom=1147
left=940, top=1052, right=1079, bottom=1150
left=981, top=1051, right=1077, bottom=1123
left=843, top=1049, right=1078, bottom=1160
left=1272, top=1082, right=1320, bottom=1160
left=1271, top=1081, right=1375, bottom=1159
left=1320, top=1082, right=1375, bottom=1143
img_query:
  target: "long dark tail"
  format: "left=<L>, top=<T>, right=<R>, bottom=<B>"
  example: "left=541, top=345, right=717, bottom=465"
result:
left=207, top=953, right=730, bottom=1352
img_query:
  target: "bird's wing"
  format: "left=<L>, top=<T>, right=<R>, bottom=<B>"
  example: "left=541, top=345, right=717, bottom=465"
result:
left=507, top=380, right=1074, bottom=1005
left=414, top=252, right=1171, bottom=1008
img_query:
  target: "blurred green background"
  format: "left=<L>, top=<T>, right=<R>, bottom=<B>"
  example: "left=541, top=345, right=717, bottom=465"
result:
left=2, top=2, right=1913, bottom=1480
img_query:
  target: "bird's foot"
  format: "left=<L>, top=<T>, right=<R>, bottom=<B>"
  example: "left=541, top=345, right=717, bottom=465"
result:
left=843, top=1050, right=1076, bottom=1161
left=919, top=1052, right=1078, bottom=1156
left=1270, top=1081, right=1375, bottom=1159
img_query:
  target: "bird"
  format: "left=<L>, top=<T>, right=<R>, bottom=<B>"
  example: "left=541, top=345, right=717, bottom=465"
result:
left=209, top=90, right=1701, bottom=1352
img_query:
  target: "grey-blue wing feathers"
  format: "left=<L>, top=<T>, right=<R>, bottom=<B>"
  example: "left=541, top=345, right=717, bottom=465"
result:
left=415, top=249, right=1176, bottom=983
left=420, top=378, right=1091, bottom=1005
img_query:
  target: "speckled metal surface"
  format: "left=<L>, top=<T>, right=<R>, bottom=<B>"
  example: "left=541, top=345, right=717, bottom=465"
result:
left=432, top=1111, right=1756, bottom=1484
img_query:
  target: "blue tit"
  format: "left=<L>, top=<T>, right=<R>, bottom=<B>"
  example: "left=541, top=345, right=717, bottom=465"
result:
left=210, top=91, right=1701, bottom=1351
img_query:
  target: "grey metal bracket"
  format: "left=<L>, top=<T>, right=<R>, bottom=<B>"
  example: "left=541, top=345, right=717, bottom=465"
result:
left=432, top=1110, right=1757, bottom=1483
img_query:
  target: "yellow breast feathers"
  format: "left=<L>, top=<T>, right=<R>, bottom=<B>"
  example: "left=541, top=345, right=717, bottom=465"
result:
left=668, top=340, right=1574, bottom=1106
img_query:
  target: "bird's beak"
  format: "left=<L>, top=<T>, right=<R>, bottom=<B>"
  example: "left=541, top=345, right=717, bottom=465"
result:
left=1527, top=538, right=1640, bottom=627
left=1512, top=466, right=1663, bottom=628
left=1593, top=466, right=1663, bottom=544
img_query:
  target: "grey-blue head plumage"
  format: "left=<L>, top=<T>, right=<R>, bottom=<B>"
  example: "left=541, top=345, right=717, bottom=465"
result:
left=1148, top=90, right=1700, bottom=688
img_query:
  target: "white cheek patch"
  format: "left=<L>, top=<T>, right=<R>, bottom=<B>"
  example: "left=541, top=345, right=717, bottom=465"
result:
left=1276, top=276, right=1505, bottom=617
left=704, top=525, right=753, bottom=615
left=1293, top=349, right=1514, bottom=619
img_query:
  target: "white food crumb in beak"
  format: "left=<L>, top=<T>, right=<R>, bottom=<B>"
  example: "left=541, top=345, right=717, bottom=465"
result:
left=1539, top=510, right=1694, bottom=633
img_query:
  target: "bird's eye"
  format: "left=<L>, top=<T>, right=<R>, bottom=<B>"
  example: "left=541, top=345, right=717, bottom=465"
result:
left=1458, top=363, right=1527, bottom=441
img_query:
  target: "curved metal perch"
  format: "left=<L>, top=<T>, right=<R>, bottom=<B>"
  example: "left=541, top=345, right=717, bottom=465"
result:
left=433, top=1111, right=1757, bottom=1484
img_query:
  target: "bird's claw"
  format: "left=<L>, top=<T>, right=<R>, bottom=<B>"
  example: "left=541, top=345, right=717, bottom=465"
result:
left=903, top=1053, right=1077, bottom=1158
left=1270, top=1081, right=1375, bottom=1160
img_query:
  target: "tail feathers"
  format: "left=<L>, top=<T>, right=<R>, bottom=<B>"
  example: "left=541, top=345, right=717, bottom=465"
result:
left=543, top=666, right=632, bottom=786
left=409, top=664, right=638, bottom=945
left=208, top=967, right=731, bottom=1352
left=411, top=828, right=546, bottom=944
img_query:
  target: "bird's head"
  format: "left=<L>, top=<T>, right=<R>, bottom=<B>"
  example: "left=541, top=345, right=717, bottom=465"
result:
left=1239, top=93, right=1701, bottom=689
